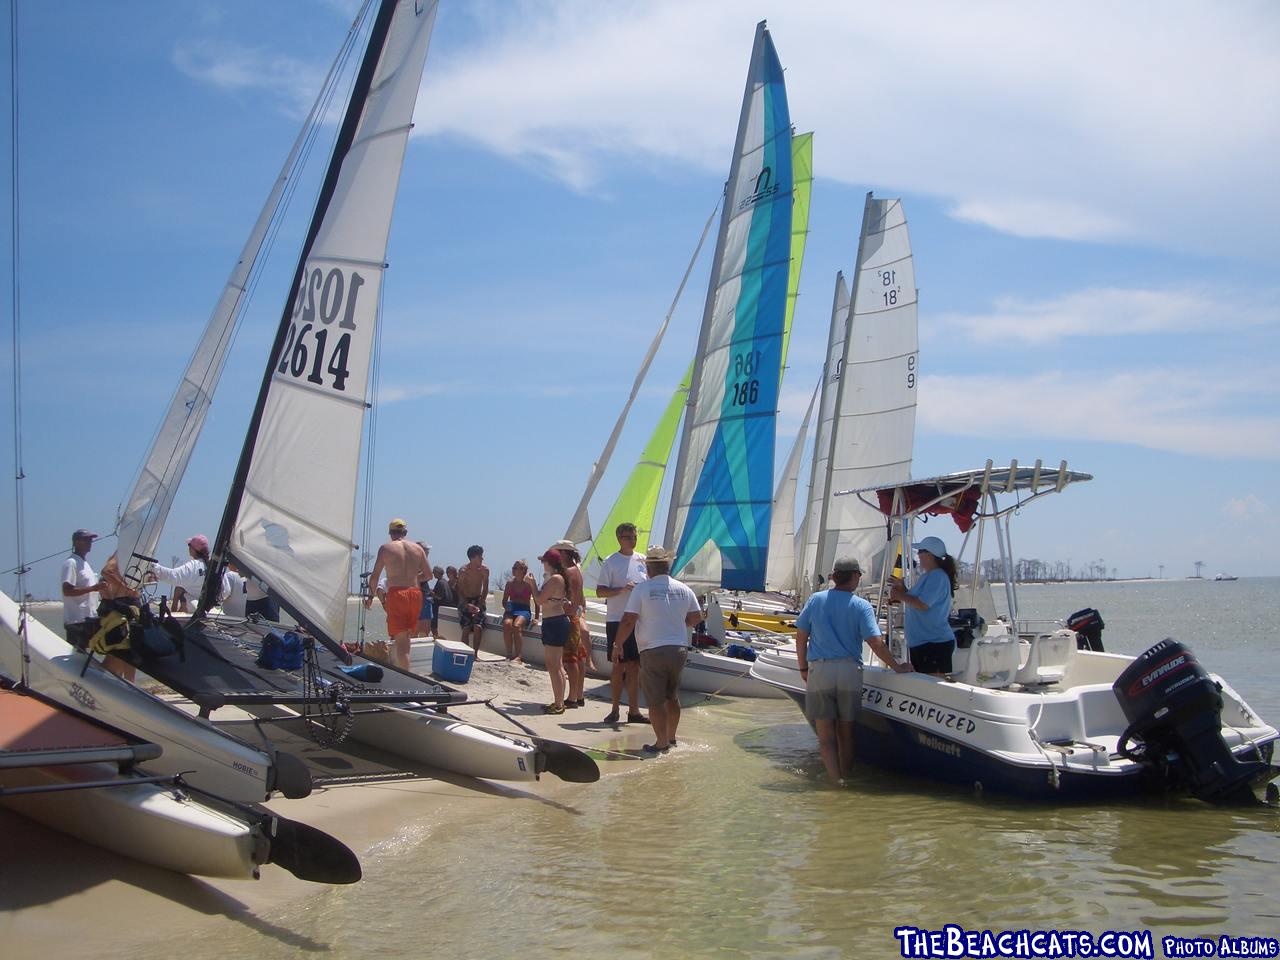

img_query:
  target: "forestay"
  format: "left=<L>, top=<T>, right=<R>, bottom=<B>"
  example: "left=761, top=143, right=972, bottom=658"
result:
left=218, top=0, right=439, bottom=643
left=666, top=21, right=793, bottom=591
left=112, top=21, right=368, bottom=587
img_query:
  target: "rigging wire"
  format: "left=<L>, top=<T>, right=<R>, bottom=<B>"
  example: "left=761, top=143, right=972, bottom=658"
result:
left=8, top=0, right=30, bottom=687
left=107, top=1, right=373, bottom=584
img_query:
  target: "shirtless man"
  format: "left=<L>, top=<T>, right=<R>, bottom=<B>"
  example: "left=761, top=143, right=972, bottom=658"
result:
left=455, top=544, right=490, bottom=653
left=363, top=518, right=428, bottom=670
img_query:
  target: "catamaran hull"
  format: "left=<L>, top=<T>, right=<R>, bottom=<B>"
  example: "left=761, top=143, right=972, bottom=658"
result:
left=750, top=649, right=1279, bottom=800
left=341, top=705, right=543, bottom=782
left=434, top=608, right=784, bottom=699
left=0, top=591, right=297, bottom=803
left=0, top=762, right=268, bottom=878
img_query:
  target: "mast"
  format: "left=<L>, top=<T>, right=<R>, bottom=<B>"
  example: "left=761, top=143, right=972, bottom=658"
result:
left=663, top=22, right=765, bottom=549
left=199, top=0, right=399, bottom=620
left=563, top=201, right=718, bottom=546
left=812, top=192, right=874, bottom=589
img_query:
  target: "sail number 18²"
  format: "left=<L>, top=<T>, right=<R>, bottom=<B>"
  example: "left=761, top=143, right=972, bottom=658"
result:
left=275, top=266, right=366, bottom=392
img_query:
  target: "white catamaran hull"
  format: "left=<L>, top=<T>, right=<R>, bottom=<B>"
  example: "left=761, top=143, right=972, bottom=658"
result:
left=750, top=643, right=1278, bottom=799
left=0, top=591, right=300, bottom=803
left=0, top=761, right=269, bottom=879
left=434, top=606, right=784, bottom=699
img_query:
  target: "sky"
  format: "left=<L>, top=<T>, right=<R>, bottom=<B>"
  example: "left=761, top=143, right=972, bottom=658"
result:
left=2, top=0, right=1278, bottom=601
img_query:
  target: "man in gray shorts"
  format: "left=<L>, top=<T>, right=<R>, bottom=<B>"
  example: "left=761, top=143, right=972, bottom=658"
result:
left=794, top=557, right=911, bottom=784
left=613, top=545, right=703, bottom=755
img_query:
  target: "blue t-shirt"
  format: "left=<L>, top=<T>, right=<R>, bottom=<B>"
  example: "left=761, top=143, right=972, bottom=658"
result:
left=903, top=567, right=953, bottom=648
left=794, top=589, right=880, bottom=661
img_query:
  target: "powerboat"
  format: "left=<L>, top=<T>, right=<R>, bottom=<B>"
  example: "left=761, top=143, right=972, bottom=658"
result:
left=750, top=460, right=1279, bottom=803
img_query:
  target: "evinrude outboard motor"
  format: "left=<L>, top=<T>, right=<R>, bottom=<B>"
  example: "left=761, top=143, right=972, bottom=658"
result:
left=1113, top=639, right=1272, bottom=805
left=1067, top=607, right=1104, bottom=651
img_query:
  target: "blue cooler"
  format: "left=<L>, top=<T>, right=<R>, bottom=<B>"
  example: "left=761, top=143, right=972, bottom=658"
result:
left=432, top=638, right=475, bottom=683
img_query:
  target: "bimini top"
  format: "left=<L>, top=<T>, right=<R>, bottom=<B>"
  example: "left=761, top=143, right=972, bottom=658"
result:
left=834, top=460, right=1093, bottom=532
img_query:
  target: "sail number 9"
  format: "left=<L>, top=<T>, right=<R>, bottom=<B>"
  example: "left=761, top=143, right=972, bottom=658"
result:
left=276, top=266, right=367, bottom=391
left=906, top=354, right=917, bottom=390
left=731, top=350, right=762, bottom=407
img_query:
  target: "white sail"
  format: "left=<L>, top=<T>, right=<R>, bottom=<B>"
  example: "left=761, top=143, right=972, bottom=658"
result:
left=812, top=195, right=918, bottom=585
left=764, top=382, right=817, bottom=592
left=797, top=272, right=850, bottom=595
left=228, top=0, right=438, bottom=642
left=112, top=25, right=367, bottom=587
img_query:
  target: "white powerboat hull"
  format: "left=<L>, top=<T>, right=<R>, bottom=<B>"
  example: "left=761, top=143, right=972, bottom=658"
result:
left=751, top=643, right=1279, bottom=800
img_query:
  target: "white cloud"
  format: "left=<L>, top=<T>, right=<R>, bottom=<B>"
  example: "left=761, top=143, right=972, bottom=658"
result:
left=919, top=369, right=1280, bottom=460
left=171, top=41, right=326, bottom=118
left=935, top=287, right=1278, bottom=344
left=378, top=383, right=447, bottom=404
left=1223, top=494, right=1268, bottom=520
left=413, top=0, right=1280, bottom=256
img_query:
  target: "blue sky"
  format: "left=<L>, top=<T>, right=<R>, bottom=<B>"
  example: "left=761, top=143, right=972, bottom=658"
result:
left=2, top=0, right=1278, bottom=599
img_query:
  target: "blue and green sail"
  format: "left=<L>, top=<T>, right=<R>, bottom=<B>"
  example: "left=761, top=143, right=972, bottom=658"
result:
left=665, top=21, right=794, bottom=591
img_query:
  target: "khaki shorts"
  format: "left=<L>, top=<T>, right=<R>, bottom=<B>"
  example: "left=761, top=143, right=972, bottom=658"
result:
left=804, top=658, right=863, bottom=723
left=640, top=645, right=688, bottom=706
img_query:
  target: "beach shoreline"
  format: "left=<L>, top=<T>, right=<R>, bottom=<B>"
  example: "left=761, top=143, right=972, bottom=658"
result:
left=0, top=643, right=655, bottom=957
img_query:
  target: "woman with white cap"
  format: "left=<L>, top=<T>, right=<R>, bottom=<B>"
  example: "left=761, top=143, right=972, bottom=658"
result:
left=888, top=535, right=958, bottom=676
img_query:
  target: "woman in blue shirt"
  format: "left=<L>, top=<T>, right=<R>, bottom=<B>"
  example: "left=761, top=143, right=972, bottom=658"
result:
left=888, top=535, right=958, bottom=675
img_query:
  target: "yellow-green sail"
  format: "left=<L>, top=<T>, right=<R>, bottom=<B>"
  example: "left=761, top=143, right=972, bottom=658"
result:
left=780, top=131, right=813, bottom=377
left=582, top=363, right=691, bottom=589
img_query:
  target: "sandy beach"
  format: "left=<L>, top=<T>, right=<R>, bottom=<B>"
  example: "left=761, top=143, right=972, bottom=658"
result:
left=0, top=643, right=655, bottom=956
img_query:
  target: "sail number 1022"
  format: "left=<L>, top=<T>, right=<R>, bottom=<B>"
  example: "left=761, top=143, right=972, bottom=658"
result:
left=276, top=266, right=367, bottom=392
left=731, top=349, right=762, bottom=407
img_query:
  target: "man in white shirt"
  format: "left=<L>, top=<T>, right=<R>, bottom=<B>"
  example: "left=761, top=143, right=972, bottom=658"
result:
left=62, top=528, right=104, bottom=649
left=613, top=545, right=703, bottom=755
left=62, top=529, right=134, bottom=680
left=595, top=522, right=649, bottom=724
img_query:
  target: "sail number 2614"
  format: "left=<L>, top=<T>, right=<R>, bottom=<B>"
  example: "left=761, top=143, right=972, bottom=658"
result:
left=276, top=266, right=367, bottom=392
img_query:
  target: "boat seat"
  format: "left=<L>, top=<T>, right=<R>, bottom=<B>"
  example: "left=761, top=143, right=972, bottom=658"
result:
left=953, top=626, right=1020, bottom=689
left=1015, top=629, right=1076, bottom=687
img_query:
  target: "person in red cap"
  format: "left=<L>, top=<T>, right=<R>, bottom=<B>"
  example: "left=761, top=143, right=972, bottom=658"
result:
left=146, top=534, right=227, bottom=613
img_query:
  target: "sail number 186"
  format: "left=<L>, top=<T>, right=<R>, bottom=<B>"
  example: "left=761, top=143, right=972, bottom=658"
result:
left=731, top=349, right=762, bottom=407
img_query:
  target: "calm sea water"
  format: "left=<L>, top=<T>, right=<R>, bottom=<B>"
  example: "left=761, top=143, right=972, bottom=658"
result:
left=43, top=580, right=1280, bottom=958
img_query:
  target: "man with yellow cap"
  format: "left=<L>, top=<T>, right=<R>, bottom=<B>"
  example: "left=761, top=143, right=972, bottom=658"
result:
left=364, top=518, right=429, bottom=670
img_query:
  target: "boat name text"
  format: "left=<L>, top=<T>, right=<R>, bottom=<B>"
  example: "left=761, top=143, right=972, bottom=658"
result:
left=864, top=687, right=978, bottom=735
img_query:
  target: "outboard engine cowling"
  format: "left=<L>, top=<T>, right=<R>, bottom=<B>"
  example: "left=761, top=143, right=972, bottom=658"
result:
left=1113, top=639, right=1271, bottom=805
left=1067, top=607, right=1105, bottom=651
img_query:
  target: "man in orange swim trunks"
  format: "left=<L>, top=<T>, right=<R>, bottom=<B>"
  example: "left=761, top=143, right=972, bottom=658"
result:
left=364, top=518, right=429, bottom=671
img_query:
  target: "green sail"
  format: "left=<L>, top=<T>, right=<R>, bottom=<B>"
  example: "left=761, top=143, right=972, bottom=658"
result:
left=780, top=131, right=813, bottom=377
left=582, top=361, right=691, bottom=591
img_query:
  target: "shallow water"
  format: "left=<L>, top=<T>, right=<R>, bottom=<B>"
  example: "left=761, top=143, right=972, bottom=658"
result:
left=29, top=580, right=1280, bottom=958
